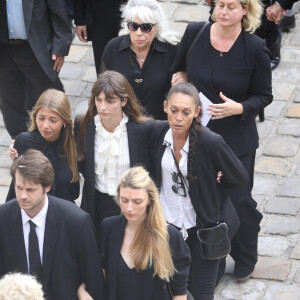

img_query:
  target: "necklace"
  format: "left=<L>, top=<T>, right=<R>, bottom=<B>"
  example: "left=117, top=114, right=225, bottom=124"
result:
left=220, top=51, right=223, bottom=57
left=136, top=54, right=145, bottom=62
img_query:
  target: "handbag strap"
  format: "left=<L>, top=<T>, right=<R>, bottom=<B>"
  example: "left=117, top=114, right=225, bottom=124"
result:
left=170, top=147, right=188, bottom=191
left=187, top=21, right=210, bottom=58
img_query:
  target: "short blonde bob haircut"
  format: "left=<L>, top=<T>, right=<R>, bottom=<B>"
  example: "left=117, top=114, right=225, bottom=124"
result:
left=212, top=0, right=263, bottom=33
left=116, top=166, right=175, bottom=281
left=30, top=89, right=79, bottom=182
left=0, top=273, right=44, bottom=300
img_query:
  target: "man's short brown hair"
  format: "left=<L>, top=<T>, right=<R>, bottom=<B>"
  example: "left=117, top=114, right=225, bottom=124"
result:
left=10, top=149, right=54, bottom=188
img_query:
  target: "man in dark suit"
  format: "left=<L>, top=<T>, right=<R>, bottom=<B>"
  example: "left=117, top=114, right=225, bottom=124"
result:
left=0, top=0, right=72, bottom=138
left=0, top=149, right=105, bottom=300
left=73, top=0, right=126, bottom=74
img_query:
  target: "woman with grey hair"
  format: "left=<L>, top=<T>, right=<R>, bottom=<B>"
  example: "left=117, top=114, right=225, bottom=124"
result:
left=100, top=0, right=186, bottom=120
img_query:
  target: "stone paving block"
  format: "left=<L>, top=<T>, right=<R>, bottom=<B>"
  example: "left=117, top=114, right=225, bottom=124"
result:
left=71, top=34, right=93, bottom=46
left=253, top=194, right=265, bottom=209
left=63, top=81, right=87, bottom=97
left=82, top=83, right=94, bottom=98
left=290, top=241, right=300, bottom=259
left=173, top=4, right=210, bottom=23
left=281, top=48, right=300, bottom=63
left=263, top=136, right=300, bottom=157
left=0, top=114, right=4, bottom=127
left=290, top=29, right=300, bottom=47
left=0, top=185, right=9, bottom=205
left=65, top=45, right=87, bottom=63
left=252, top=175, right=281, bottom=195
left=255, top=157, right=292, bottom=176
left=0, top=147, right=11, bottom=169
left=82, top=67, right=97, bottom=83
left=256, top=120, right=274, bottom=140
left=83, top=47, right=95, bottom=66
left=170, top=21, right=188, bottom=37
left=264, top=197, right=300, bottom=215
left=277, top=118, right=300, bottom=137
left=160, top=2, right=178, bottom=19
left=264, top=283, right=300, bottom=300
left=278, top=177, right=300, bottom=197
left=272, top=66, right=300, bottom=85
left=0, top=130, right=11, bottom=147
left=0, top=167, right=11, bottom=187
left=294, top=267, right=300, bottom=283
left=262, top=215, right=300, bottom=236
left=285, top=103, right=300, bottom=118
left=258, top=236, right=290, bottom=257
left=60, top=63, right=83, bottom=80
left=252, top=257, right=291, bottom=281
left=71, top=100, right=89, bottom=118
left=292, top=87, right=300, bottom=103
left=272, top=83, right=296, bottom=101
left=265, top=101, right=286, bottom=118
left=220, top=278, right=265, bottom=300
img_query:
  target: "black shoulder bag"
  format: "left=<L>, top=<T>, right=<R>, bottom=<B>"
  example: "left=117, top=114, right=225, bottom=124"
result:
left=196, top=186, right=231, bottom=260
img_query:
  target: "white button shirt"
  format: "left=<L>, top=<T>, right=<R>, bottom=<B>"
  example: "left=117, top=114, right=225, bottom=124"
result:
left=21, top=196, right=48, bottom=273
left=160, top=129, right=196, bottom=239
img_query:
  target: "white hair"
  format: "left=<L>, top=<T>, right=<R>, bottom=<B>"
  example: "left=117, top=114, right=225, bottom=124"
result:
left=0, top=273, right=44, bottom=300
left=119, top=0, right=180, bottom=45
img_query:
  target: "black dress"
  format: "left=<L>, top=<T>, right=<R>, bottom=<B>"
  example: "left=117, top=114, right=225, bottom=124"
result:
left=6, top=130, right=79, bottom=202
left=101, top=35, right=177, bottom=120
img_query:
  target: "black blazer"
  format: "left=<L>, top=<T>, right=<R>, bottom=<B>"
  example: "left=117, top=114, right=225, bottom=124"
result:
left=171, top=22, right=273, bottom=157
left=76, top=118, right=154, bottom=221
left=152, top=121, right=249, bottom=239
left=0, top=0, right=72, bottom=81
left=101, top=215, right=191, bottom=300
left=0, top=195, right=105, bottom=300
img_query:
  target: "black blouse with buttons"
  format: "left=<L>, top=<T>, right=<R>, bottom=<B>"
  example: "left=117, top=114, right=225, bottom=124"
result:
left=101, top=35, right=178, bottom=120
left=6, top=130, right=79, bottom=202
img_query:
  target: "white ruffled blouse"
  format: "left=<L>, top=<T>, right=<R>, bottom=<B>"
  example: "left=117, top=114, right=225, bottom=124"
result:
left=94, top=113, right=130, bottom=196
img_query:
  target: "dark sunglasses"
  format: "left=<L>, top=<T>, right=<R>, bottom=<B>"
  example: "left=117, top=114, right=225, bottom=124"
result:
left=171, top=172, right=187, bottom=197
left=127, top=21, right=156, bottom=33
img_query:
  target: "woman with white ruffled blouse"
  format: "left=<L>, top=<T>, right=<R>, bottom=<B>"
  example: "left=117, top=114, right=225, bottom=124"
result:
left=75, top=71, right=153, bottom=248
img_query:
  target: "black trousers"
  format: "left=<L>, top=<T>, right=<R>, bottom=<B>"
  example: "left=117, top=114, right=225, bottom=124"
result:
left=94, top=189, right=121, bottom=250
left=0, top=42, right=63, bottom=138
left=226, top=151, right=263, bottom=277
left=185, top=227, right=219, bottom=300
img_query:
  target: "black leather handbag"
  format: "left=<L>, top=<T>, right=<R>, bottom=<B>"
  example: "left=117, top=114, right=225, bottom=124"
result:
left=196, top=187, right=231, bottom=260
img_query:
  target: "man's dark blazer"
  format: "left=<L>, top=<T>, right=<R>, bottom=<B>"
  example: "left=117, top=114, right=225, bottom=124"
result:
left=152, top=121, right=249, bottom=239
left=101, top=215, right=191, bottom=300
left=73, top=0, right=125, bottom=73
left=0, top=0, right=72, bottom=82
left=76, top=118, right=154, bottom=222
left=0, top=195, right=105, bottom=300
left=171, top=22, right=273, bottom=157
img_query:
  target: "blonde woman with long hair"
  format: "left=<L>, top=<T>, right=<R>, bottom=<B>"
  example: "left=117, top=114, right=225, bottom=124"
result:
left=7, top=89, right=79, bottom=202
left=78, top=166, right=191, bottom=300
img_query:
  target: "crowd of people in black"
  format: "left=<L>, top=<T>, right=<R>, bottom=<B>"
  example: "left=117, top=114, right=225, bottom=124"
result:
left=1, top=0, right=297, bottom=298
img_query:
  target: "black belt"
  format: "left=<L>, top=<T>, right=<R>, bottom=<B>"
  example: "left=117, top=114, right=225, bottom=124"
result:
left=8, top=39, right=27, bottom=45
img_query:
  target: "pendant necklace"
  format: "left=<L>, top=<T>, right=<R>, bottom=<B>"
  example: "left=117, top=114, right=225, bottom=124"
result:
left=136, top=54, right=145, bottom=62
left=220, top=51, right=223, bottom=57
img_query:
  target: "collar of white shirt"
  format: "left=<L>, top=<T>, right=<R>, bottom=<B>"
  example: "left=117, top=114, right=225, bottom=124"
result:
left=21, top=195, right=49, bottom=228
left=163, top=128, right=189, bottom=154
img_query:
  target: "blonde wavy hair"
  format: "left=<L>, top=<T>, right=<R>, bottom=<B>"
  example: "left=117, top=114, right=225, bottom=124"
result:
left=30, top=89, right=79, bottom=182
left=212, top=0, right=263, bottom=33
left=116, top=166, right=175, bottom=281
left=0, top=273, right=44, bottom=300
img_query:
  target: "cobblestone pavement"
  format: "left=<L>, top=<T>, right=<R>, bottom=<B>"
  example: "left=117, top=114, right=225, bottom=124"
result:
left=0, top=0, right=300, bottom=298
